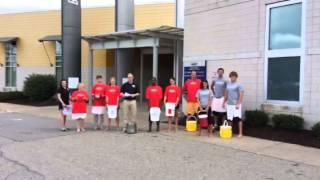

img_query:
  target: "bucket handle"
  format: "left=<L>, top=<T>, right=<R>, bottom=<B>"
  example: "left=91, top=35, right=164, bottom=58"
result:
left=222, top=120, right=229, bottom=126
left=187, top=115, right=197, bottom=121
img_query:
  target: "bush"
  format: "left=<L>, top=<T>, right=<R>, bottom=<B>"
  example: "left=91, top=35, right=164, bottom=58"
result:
left=23, top=74, right=57, bottom=101
left=245, top=110, right=269, bottom=127
left=312, top=122, right=320, bottom=139
left=272, top=114, right=304, bottom=130
left=0, top=91, right=27, bottom=101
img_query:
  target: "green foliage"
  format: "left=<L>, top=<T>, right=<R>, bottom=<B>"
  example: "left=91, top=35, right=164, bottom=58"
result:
left=23, top=74, right=57, bottom=101
left=0, top=91, right=27, bottom=101
left=311, top=122, right=320, bottom=139
left=245, top=110, right=269, bottom=127
left=272, top=114, right=304, bottom=130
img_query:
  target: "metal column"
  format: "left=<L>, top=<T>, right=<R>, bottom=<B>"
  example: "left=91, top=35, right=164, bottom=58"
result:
left=88, top=48, right=93, bottom=106
left=140, top=51, right=144, bottom=103
left=152, top=46, right=158, bottom=78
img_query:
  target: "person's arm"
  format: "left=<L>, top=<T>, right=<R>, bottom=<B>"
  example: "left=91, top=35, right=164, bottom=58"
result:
left=211, top=80, right=215, bottom=95
left=57, top=92, right=66, bottom=106
left=132, top=84, right=140, bottom=97
left=163, top=87, right=167, bottom=104
left=207, top=91, right=213, bottom=112
left=182, top=82, right=188, bottom=101
left=120, top=84, right=125, bottom=97
left=196, top=90, right=201, bottom=111
left=176, top=87, right=181, bottom=106
left=223, top=91, right=228, bottom=108
left=236, top=85, right=244, bottom=109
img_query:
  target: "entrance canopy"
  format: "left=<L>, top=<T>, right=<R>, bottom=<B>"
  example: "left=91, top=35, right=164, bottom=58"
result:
left=0, top=37, right=18, bottom=43
left=82, top=26, right=184, bottom=102
left=82, top=26, right=183, bottom=49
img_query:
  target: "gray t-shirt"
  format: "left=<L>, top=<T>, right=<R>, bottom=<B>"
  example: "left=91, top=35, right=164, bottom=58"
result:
left=212, top=78, right=227, bottom=98
left=226, top=82, right=244, bottom=105
left=196, top=89, right=213, bottom=108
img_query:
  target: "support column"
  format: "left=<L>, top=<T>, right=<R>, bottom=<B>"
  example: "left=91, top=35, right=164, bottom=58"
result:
left=140, top=51, right=144, bottom=103
left=88, top=48, right=94, bottom=106
left=152, top=46, right=158, bottom=78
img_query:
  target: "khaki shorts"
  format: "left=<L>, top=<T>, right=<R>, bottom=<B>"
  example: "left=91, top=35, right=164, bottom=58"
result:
left=186, top=102, right=199, bottom=115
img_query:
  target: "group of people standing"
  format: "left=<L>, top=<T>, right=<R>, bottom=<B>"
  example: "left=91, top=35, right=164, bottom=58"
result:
left=56, top=68, right=244, bottom=137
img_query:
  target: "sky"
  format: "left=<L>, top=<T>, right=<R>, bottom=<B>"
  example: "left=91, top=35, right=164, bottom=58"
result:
left=0, top=0, right=175, bottom=14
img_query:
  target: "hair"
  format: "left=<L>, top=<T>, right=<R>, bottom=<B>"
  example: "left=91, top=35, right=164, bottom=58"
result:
left=96, top=75, right=102, bottom=79
left=109, top=77, right=116, bottom=85
left=59, top=79, right=67, bottom=90
left=169, top=77, right=176, bottom=82
left=217, top=68, right=224, bottom=72
left=229, top=71, right=238, bottom=78
left=200, top=80, right=209, bottom=89
left=128, top=73, right=134, bottom=77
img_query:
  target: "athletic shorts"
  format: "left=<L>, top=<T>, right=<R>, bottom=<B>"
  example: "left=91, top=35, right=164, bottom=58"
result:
left=72, top=113, right=87, bottom=120
left=91, top=106, right=106, bottom=115
left=186, top=102, right=199, bottom=115
left=226, top=104, right=242, bottom=121
left=211, top=97, right=226, bottom=113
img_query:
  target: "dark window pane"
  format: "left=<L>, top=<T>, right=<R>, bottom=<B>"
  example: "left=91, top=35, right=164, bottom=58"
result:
left=269, top=3, right=302, bottom=50
left=267, top=57, right=300, bottom=101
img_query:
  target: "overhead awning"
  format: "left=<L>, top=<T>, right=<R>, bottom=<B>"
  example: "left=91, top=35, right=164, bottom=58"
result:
left=82, top=26, right=184, bottom=50
left=0, top=37, right=18, bottom=43
left=38, top=35, right=61, bottom=42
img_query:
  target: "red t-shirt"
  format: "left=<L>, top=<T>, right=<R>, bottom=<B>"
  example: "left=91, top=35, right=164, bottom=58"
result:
left=71, top=90, right=89, bottom=113
left=182, top=79, right=201, bottom=102
left=164, top=85, right=181, bottom=104
left=92, top=84, right=106, bottom=106
left=146, top=85, right=163, bottom=108
left=105, top=85, right=121, bottom=106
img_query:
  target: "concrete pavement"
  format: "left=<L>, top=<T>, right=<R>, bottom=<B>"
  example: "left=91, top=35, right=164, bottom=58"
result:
left=0, top=103, right=320, bottom=179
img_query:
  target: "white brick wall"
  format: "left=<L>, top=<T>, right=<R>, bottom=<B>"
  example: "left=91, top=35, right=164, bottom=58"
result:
left=184, top=0, right=320, bottom=128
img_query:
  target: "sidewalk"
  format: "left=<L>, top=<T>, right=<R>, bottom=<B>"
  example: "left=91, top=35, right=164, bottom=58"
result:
left=1, top=102, right=320, bottom=167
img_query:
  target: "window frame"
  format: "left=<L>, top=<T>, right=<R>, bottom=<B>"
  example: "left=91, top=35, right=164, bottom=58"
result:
left=264, top=0, right=306, bottom=106
left=5, top=42, right=17, bottom=87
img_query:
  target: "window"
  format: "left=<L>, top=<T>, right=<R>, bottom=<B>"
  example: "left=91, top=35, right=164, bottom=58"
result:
left=265, top=0, right=304, bottom=103
left=55, top=41, right=62, bottom=84
left=5, top=42, right=17, bottom=87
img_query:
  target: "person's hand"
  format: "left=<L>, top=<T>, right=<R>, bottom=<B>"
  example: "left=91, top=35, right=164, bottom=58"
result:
left=236, top=103, right=240, bottom=109
left=205, top=106, right=209, bottom=112
left=62, top=103, right=66, bottom=107
left=95, top=94, right=100, bottom=99
left=222, top=102, right=226, bottom=109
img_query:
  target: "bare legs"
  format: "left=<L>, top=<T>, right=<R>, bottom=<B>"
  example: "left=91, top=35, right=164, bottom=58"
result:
left=76, top=119, right=86, bottom=132
left=94, top=115, right=104, bottom=130
left=59, top=111, right=67, bottom=131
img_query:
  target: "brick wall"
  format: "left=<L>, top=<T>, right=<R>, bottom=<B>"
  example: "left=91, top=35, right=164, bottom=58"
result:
left=184, top=0, right=320, bottom=128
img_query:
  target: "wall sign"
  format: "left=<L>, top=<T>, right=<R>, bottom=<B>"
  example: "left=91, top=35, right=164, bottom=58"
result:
left=183, top=61, right=207, bottom=82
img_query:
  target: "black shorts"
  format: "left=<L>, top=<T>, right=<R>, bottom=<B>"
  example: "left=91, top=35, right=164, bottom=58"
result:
left=212, top=111, right=226, bottom=117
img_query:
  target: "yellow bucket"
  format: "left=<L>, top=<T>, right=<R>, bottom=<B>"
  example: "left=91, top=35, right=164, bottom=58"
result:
left=186, top=116, right=197, bottom=132
left=220, top=120, right=232, bottom=139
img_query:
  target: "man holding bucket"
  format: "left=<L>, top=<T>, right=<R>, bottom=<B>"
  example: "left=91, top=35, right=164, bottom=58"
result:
left=146, top=77, right=163, bottom=132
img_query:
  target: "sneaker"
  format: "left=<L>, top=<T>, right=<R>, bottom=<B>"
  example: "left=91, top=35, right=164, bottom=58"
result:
left=76, top=129, right=81, bottom=133
left=81, top=128, right=86, bottom=132
left=60, top=128, right=67, bottom=132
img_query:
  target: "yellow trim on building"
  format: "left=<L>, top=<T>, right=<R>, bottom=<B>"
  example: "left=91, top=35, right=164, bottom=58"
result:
left=0, top=3, right=175, bottom=69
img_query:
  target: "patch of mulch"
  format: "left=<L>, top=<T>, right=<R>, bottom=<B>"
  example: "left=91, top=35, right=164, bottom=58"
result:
left=1, top=98, right=57, bottom=107
left=243, top=125, right=320, bottom=149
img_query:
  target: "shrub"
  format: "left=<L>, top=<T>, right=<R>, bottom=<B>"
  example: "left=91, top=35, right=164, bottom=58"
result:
left=0, top=91, right=27, bottom=101
left=23, top=74, right=57, bottom=101
left=272, top=114, right=304, bottom=130
left=312, top=122, right=320, bottom=139
left=245, top=110, right=269, bottom=127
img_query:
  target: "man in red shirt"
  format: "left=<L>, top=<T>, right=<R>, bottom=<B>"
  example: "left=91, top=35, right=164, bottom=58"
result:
left=164, top=77, right=181, bottom=132
left=182, top=70, right=201, bottom=116
left=91, top=75, right=106, bottom=130
left=146, top=77, right=163, bottom=132
left=71, top=83, right=89, bottom=133
left=105, top=77, right=121, bottom=130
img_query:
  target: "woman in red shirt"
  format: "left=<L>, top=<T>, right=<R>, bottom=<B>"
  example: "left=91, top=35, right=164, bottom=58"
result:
left=71, top=83, right=89, bottom=133
left=146, top=77, right=163, bottom=132
left=164, top=77, right=181, bottom=132
left=105, top=77, right=121, bottom=130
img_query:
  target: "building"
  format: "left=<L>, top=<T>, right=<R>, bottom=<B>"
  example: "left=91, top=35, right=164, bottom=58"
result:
left=0, top=2, right=176, bottom=92
left=184, top=0, right=320, bottom=128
